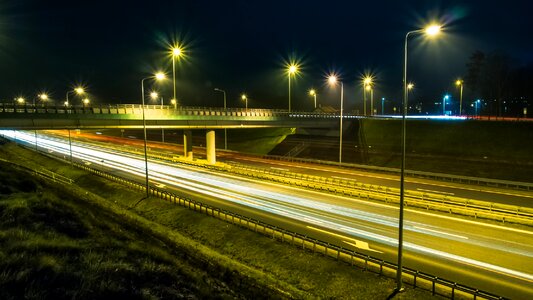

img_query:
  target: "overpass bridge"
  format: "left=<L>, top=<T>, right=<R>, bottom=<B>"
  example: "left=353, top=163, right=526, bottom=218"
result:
left=0, top=103, right=355, bottom=164
left=0, top=103, right=346, bottom=129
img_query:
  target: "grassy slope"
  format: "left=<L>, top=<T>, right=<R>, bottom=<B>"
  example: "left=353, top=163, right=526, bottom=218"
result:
left=0, top=141, right=434, bottom=299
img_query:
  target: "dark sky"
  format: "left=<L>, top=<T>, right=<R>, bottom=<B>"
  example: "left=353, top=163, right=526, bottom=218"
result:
left=1, top=0, right=532, bottom=111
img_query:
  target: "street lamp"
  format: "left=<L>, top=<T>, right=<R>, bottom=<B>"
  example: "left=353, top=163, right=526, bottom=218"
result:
left=37, top=93, right=48, bottom=107
left=170, top=98, right=177, bottom=109
left=396, top=23, right=442, bottom=295
left=406, top=83, right=414, bottom=105
left=287, top=63, right=299, bottom=112
left=141, top=72, right=166, bottom=198
left=241, top=94, right=248, bottom=110
left=443, top=95, right=448, bottom=114
left=16, top=97, right=25, bottom=105
left=214, top=88, right=228, bottom=150
left=309, top=89, right=317, bottom=109
left=65, top=86, right=85, bottom=107
left=455, top=79, right=464, bottom=115
left=381, top=97, right=385, bottom=115
left=82, top=98, right=90, bottom=108
left=170, top=45, right=183, bottom=107
left=363, top=76, right=372, bottom=116
left=328, top=74, right=344, bottom=164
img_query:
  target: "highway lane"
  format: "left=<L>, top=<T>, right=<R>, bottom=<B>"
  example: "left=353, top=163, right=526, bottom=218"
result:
left=4, top=130, right=533, bottom=299
left=56, top=131, right=533, bottom=208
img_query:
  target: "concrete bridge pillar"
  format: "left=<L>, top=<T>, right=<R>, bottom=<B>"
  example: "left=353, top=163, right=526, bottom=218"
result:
left=206, top=130, right=216, bottom=165
left=183, top=130, right=193, bottom=160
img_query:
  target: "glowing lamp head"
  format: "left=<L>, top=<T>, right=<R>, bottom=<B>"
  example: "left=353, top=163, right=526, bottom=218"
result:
left=455, top=79, right=463, bottom=86
left=365, top=85, right=372, bottom=91
left=75, top=87, right=85, bottom=94
left=241, top=94, right=247, bottom=100
left=444, top=95, right=450, bottom=100
left=16, top=97, right=25, bottom=104
left=309, top=89, right=316, bottom=96
left=155, top=72, right=166, bottom=80
left=150, top=92, right=158, bottom=99
left=425, top=25, right=441, bottom=36
left=170, top=99, right=177, bottom=104
left=64, top=101, right=69, bottom=106
left=328, top=75, right=338, bottom=85
left=407, top=83, right=414, bottom=90
left=39, top=93, right=48, bottom=100
left=172, top=46, right=183, bottom=57
left=363, top=77, right=372, bottom=85
left=288, top=64, right=298, bottom=75
left=83, top=98, right=90, bottom=104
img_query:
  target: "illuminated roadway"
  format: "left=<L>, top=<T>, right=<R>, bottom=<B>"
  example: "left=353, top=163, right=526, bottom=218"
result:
left=3, top=130, right=533, bottom=299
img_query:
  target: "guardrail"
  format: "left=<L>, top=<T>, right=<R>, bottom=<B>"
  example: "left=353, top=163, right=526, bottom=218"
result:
left=74, top=162, right=505, bottom=300
left=0, top=157, right=74, bottom=185
left=259, top=154, right=533, bottom=191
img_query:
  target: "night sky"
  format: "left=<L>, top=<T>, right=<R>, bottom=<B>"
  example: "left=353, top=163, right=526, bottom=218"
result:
left=1, top=0, right=532, bottom=111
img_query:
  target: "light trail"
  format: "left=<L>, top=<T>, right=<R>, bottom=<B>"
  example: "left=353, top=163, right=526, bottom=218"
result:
left=2, top=130, right=533, bottom=287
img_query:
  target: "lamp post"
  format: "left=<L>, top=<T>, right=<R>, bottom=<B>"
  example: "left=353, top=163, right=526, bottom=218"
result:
left=366, top=85, right=374, bottom=116
left=475, top=99, right=481, bottom=116
left=455, top=79, right=464, bottom=115
left=287, top=64, right=298, bottom=112
left=328, top=75, right=344, bottom=164
left=171, top=46, right=183, bottom=107
left=141, top=72, right=166, bottom=198
left=214, top=88, right=227, bottom=150
left=396, top=24, right=442, bottom=294
left=309, top=89, right=317, bottom=109
left=241, top=94, right=248, bottom=111
left=407, top=83, right=414, bottom=105
left=66, top=87, right=85, bottom=107
left=150, top=91, right=165, bottom=142
left=381, top=97, right=385, bottom=115
left=363, top=76, right=372, bottom=116
left=443, top=94, right=449, bottom=115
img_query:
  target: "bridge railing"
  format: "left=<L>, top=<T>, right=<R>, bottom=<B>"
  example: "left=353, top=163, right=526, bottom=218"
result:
left=0, top=103, right=357, bottom=118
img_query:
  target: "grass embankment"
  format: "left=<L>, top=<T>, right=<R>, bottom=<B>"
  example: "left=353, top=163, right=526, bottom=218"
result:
left=0, top=141, right=433, bottom=299
left=359, top=119, right=533, bottom=181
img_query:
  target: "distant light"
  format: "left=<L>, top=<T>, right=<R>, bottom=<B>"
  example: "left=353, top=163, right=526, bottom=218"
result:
left=363, top=76, right=372, bottom=85
left=95, top=132, right=102, bottom=135
left=365, top=85, right=372, bottom=91
left=425, top=25, right=442, bottom=36
left=309, top=89, right=316, bottom=96
left=83, top=98, right=90, bottom=104
left=39, top=93, right=48, bottom=100
left=170, top=99, right=177, bottom=104
left=155, top=72, right=166, bottom=80
left=241, top=94, right=247, bottom=100
left=150, top=92, right=158, bottom=99
left=407, top=83, right=414, bottom=90
left=455, top=79, right=463, bottom=86
left=75, top=87, right=85, bottom=94
left=16, top=97, right=25, bottom=104
left=444, top=95, right=450, bottom=100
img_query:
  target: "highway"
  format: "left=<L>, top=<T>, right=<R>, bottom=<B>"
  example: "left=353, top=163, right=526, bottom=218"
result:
left=3, top=130, right=533, bottom=299
left=60, top=130, right=533, bottom=208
